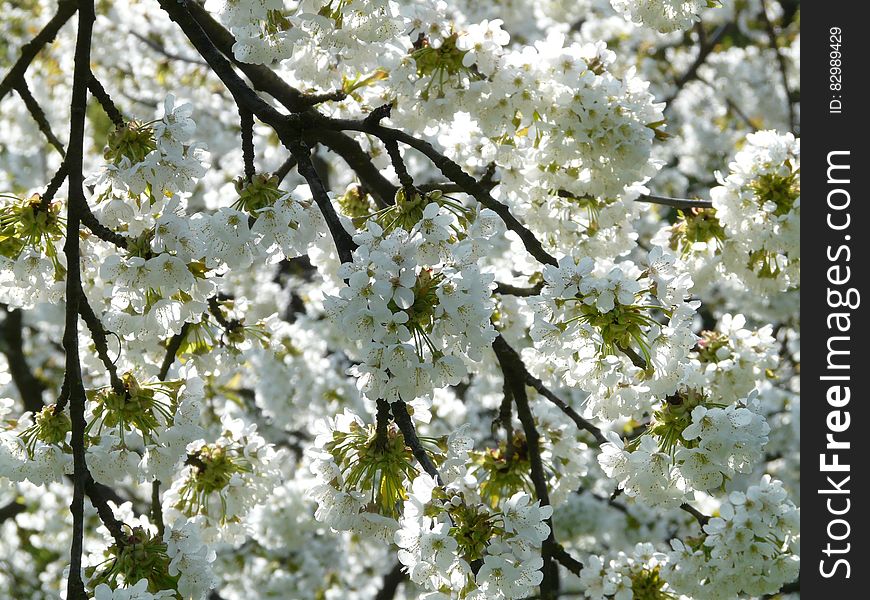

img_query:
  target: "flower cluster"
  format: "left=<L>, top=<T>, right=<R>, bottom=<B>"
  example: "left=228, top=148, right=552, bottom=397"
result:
left=529, top=247, right=697, bottom=420
left=579, top=542, right=672, bottom=600
left=95, top=95, right=207, bottom=200
left=712, top=130, right=801, bottom=293
left=0, top=404, right=73, bottom=485
left=0, top=0, right=802, bottom=597
left=395, top=474, right=553, bottom=599
left=388, top=21, right=666, bottom=255
left=87, top=517, right=216, bottom=600
left=207, top=0, right=403, bottom=66
left=610, top=0, right=715, bottom=33
left=693, top=313, right=779, bottom=403
left=234, top=174, right=324, bottom=265
left=0, top=192, right=66, bottom=308
left=307, top=408, right=419, bottom=539
left=598, top=388, right=769, bottom=506
left=663, top=476, right=800, bottom=598
left=325, top=196, right=501, bottom=405
left=163, top=416, right=286, bottom=542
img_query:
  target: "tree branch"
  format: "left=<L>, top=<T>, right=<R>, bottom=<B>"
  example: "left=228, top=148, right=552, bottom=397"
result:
left=493, top=337, right=559, bottom=599
left=158, top=0, right=356, bottom=266
left=636, top=194, right=713, bottom=210
left=159, top=322, right=190, bottom=381
left=551, top=545, right=583, bottom=577
left=383, top=136, right=415, bottom=192
left=373, top=562, right=406, bottom=600
left=84, top=475, right=127, bottom=546
left=679, top=502, right=710, bottom=528
left=307, top=129, right=396, bottom=208
left=239, top=106, right=255, bottom=181
left=129, top=29, right=209, bottom=66
left=663, top=23, right=732, bottom=106
left=0, top=0, right=78, bottom=102
left=39, top=161, right=70, bottom=211
left=80, top=200, right=130, bottom=249
left=494, top=281, right=544, bottom=297
left=289, top=136, right=357, bottom=265
left=77, top=287, right=124, bottom=395
left=15, top=78, right=66, bottom=156
left=759, top=0, right=797, bottom=132
left=63, top=0, right=97, bottom=595
left=0, top=500, right=26, bottom=524
left=374, top=398, right=392, bottom=450
left=320, top=111, right=559, bottom=267
left=390, top=400, right=441, bottom=483
left=273, top=155, right=298, bottom=184
left=493, top=335, right=606, bottom=445
left=88, top=73, right=125, bottom=127
left=0, top=307, right=46, bottom=413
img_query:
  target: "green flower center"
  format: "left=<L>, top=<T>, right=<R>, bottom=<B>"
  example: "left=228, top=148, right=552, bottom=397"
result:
left=669, top=208, right=724, bottom=255
left=447, top=501, right=500, bottom=563
left=557, top=299, right=663, bottom=366
left=233, top=173, right=285, bottom=213
left=0, top=193, right=66, bottom=277
left=87, top=373, right=181, bottom=445
left=104, top=120, right=156, bottom=165
left=19, top=404, right=71, bottom=456
left=630, top=566, right=675, bottom=600
left=646, top=389, right=708, bottom=454
left=556, top=192, right=619, bottom=237
left=473, top=437, right=533, bottom=507
left=326, top=422, right=419, bottom=518
left=751, top=170, right=800, bottom=217
left=695, top=331, right=729, bottom=363
left=176, top=442, right=252, bottom=522
left=338, top=185, right=375, bottom=220
left=87, top=526, right=178, bottom=594
left=411, top=34, right=479, bottom=100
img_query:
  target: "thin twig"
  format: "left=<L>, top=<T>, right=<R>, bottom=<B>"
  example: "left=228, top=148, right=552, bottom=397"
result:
left=159, top=322, right=190, bottom=381
left=64, top=1, right=97, bottom=595
left=88, top=74, right=125, bottom=127
left=0, top=307, right=46, bottom=413
left=494, top=281, right=544, bottom=297
left=497, top=379, right=515, bottom=460
left=273, top=155, right=298, bottom=184
left=80, top=201, right=130, bottom=249
left=384, top=137, right=415, bottom=192
left=493, top=336, right=607, bottom=445
left=290, top=137, right=357, bottom=265
left=239, top=106, right=255, bottom=181
left=77, top=288, right=124, bottom=395
left=759, top=0, right=797, bottom=132
left=390, top=400, right=442, bottom=483
left=39, top=161, right=69, bottom=211
left=552, top=545, right=584, bottom=577
left=0, top=500, right=26, bottom=524
left=373, top=562, right=406, bottom=600
left=129, top=29, right=209, bottom=66
left=0, top=0, right=78, bottom=102
left=321, top=110, right=558, bottom=267
left=374, top=398, right=392, bottom=450
left=636, top=194, right=713, bottom=210
left=15, top=78, right=66, bottom=156
left=84, top=475, right=126, bottom=546
left=152, top=480, right=165, bottom=538
left=493, top=338, right=560, bottom=599
left=680, top=502, right=711, bottom=528
left=663, top=23, right=732, bottom=107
